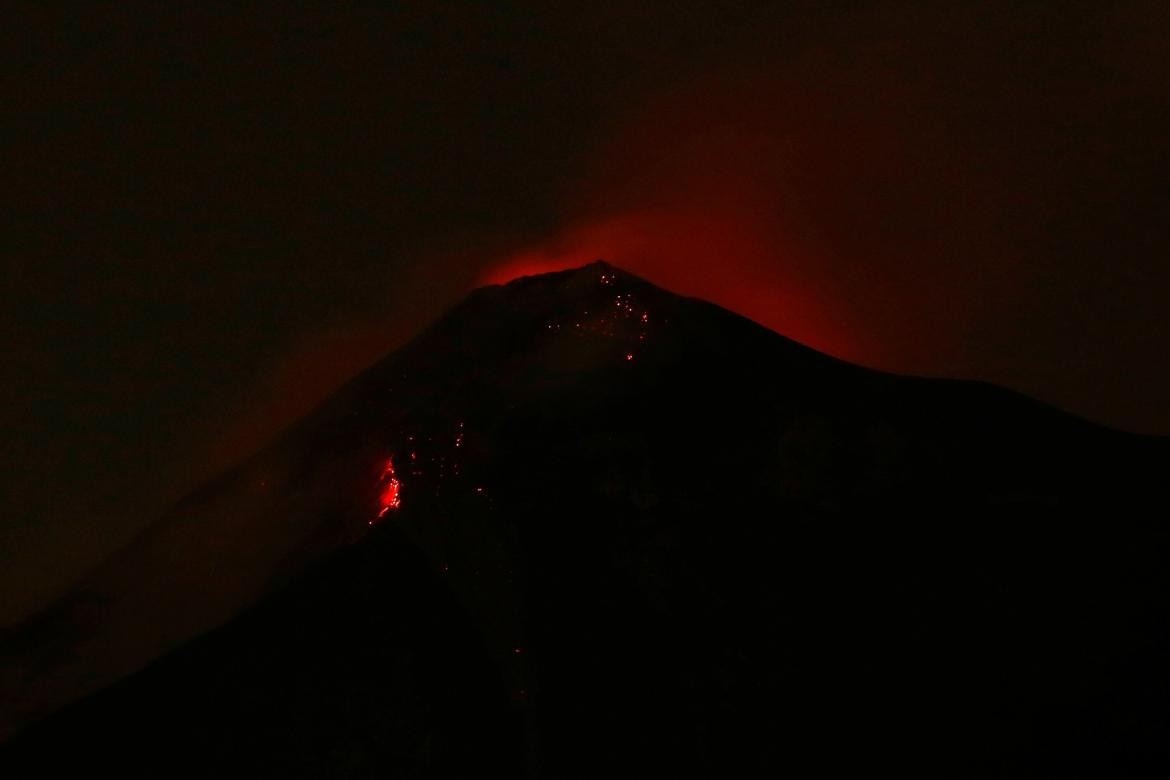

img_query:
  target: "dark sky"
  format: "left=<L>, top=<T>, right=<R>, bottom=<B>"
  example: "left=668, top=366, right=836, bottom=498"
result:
left=3, top=1, right=1168, bottom=622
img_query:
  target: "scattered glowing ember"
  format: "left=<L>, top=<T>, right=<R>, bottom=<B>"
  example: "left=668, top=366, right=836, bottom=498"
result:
left=365, top=270, right=658, bottom=529
left=536, top=268, right=659, bottom=365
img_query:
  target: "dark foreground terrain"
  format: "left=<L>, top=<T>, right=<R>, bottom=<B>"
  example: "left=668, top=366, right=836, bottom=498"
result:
left=3, top=263, right=1168, bottom=777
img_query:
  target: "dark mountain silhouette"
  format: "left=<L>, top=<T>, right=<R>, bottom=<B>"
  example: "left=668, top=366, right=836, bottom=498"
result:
left=2, top=262, right=1168, bottom=777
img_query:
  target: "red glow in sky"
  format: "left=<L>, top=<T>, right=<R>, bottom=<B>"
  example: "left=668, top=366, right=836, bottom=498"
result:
left=478, top=74, right=900, bottom=366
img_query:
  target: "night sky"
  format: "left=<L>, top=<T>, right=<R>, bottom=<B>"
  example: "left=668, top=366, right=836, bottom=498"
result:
left=3, top=1, right=1168, bottom=623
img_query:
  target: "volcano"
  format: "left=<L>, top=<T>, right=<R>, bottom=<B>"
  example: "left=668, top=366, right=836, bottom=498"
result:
left=2, top=262, right=1168, bottom=777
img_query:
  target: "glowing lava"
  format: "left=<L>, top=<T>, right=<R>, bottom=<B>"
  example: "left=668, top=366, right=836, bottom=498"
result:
left=374, top=457, right=402, bottom=522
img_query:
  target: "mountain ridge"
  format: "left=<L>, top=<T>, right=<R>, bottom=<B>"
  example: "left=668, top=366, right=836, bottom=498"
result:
left=2, top=261, right=1168, bottom=776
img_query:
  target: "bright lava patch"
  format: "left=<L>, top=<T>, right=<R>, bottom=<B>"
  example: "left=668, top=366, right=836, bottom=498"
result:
left=373, top=456, right=402, bottom=523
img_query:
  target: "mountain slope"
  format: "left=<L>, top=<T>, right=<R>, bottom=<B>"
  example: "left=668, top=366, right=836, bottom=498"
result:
left=2, top=262, right=1168, bottom=777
